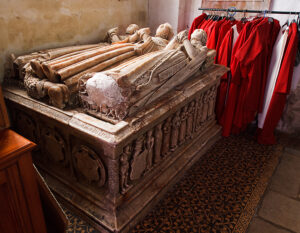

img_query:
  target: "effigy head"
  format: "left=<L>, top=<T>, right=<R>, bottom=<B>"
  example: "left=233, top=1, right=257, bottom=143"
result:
left=190, top=29, right=207, bottom=47
left=155, top=23, right=174, bottom=41
left=138, top=27, right=151, bottom=38
left=126, top=24, right=140, bottom=35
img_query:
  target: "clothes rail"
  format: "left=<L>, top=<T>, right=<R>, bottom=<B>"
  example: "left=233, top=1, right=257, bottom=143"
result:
left=198, top=7, right=300, bottom=15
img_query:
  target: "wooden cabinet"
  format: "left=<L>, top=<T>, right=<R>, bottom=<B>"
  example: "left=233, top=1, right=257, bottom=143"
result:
left=0, top=129, right=47, bottom=233
left=0, top=86, right=9, bottom=129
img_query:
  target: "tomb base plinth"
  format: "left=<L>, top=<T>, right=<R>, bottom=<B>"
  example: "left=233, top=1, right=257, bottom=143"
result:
left=4, top=64, right=227, bottom=233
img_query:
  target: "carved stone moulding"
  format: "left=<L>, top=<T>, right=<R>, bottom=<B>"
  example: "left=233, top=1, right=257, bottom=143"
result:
left=4, top=64, right=228, bottom=233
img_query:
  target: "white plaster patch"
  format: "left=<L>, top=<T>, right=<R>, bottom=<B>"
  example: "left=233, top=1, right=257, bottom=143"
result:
left=86, top=73, right=125, bottom=107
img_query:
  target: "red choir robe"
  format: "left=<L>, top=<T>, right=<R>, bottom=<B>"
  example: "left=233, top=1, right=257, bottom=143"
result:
left=215, top=21, right=245, bottom=123
left=257, top=22, right=298, bottom=144
left=215, top=28, right=234, bottom=122
left=188, top=13, right=207, bottom=40
left=202, top=19, right=213, bottom=32
left=207, top=18, right=227, bottom=49
left=219, top=21, right=253, bottom=136
left=215, top=20, right=237, bottom=59
left=221, top=18, right=281, bottom=136
left=232, top=18, right=280, bottom=133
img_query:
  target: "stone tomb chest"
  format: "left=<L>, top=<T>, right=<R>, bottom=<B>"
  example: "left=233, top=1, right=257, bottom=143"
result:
left=4, top=64, right=227, bottom=232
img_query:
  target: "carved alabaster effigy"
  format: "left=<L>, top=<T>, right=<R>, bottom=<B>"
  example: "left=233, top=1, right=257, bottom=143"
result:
left=79, top=29, right=208, bottom=121
left=12, top=23, right=175, bottom=109
left=105, top=24, right=140, bottom=43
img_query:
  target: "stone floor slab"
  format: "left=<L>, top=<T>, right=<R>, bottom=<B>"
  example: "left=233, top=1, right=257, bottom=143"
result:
left=269, top=153, right=300, bottom=198
left=247, top=217, right=292, bottom=233
left=284, top=148, right=300, bottom=157
left=258, top=191, right=300, bottom=233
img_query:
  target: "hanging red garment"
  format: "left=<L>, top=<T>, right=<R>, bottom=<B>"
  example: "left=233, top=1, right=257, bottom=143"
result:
left=220, top=20, right=260, bottom=136
left=198, top=18, right=209, bottom=30
left=257, top=19, right=280, bottom=113
left=215, top=20, right=237, bottom=58
left=232, top=18, right=280, bottom=132
left=202, top=19, right=214, bottom=32
left=215, top=28, right=234, bottom=122
left=257, top=22, right=298, bottom=144
left=207, top=18, right=227, bottom=49
left=206, top=20, right=219, bottom=38
left=215, top=21, right=245, bottom=123
left=258, top=27, right=289, bottom=129
left=188, top=13, right=207, bottom=40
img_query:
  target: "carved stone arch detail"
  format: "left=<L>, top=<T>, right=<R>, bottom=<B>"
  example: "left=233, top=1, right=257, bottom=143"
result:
left=72, top=145, right=106, bottom=187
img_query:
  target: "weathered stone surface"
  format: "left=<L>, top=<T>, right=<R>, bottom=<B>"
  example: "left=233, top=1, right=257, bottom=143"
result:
left=259, top=191, right=300, bottom=233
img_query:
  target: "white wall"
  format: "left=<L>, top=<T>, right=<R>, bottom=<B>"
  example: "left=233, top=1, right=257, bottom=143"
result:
left=0, top=0, right=149, bottom=83
left=148, top=0, right=180, bottom=34
left=149, top=0, right=300, bottom=34
left=270, top=0, right=300, bottom=25
left=270, top=0, right=300, bottom=91
left=184, top=0, right=203, bottom=29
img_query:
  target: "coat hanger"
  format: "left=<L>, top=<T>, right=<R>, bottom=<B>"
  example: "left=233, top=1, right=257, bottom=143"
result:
left=211, top=11, right=216, bottom=20
left=263, top=10, right=274, bottom=23
left=282, top=12, right=292, bottom=28
left=241, top=10, right=247, bottom=23
left=291, top=13, right=297, bottom=24
left=213, top=11, right=221, bottom=21
left=227, top=7, right=236, bottom=21
left=297, top=13, right=300, bottom=31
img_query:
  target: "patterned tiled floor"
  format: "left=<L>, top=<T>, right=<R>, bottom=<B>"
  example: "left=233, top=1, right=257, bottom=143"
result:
left=65, top=132, right=282, bottom=233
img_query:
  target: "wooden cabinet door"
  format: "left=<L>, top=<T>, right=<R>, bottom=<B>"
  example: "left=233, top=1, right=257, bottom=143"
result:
left=0, top=167, right=32, bottom=233
left=0, top=130, right=47, bottom=233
